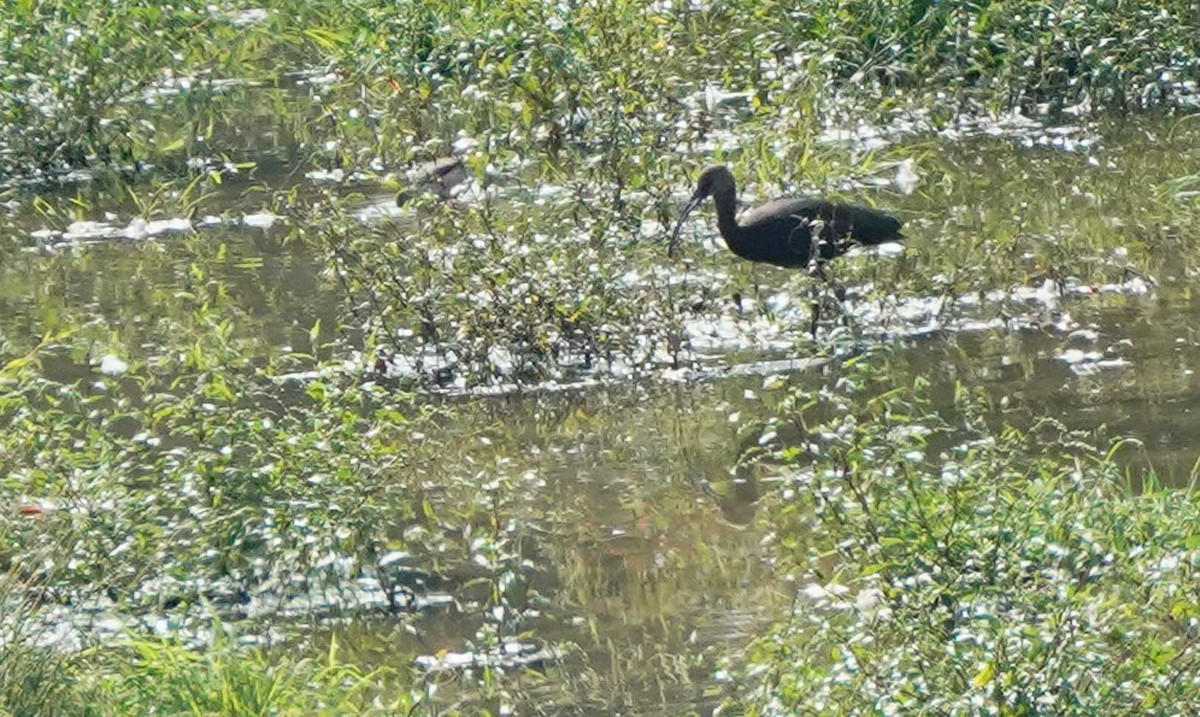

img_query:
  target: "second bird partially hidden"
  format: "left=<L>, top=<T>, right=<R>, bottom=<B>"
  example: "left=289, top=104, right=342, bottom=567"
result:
left=668, top=165, right=903, bottom=269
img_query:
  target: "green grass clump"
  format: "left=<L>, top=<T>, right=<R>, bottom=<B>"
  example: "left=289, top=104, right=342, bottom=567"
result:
left=1, top=634, right=412, bottom=716
left=731, top=352, right=1200, bottom=714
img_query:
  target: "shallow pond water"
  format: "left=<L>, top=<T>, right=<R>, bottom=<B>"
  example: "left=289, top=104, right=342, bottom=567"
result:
left=3, top=110, right=1200, bottom=713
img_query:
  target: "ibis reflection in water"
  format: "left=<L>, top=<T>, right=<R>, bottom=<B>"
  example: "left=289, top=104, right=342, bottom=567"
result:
left=669, top=165, right=905, bottom=335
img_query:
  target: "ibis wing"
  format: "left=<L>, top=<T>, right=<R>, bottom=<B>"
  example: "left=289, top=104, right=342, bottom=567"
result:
left=832, top=203, right=904, bottom=245
left=738, top=198, right=822, bottom=228
left=743, top=198, right=902, bottom=245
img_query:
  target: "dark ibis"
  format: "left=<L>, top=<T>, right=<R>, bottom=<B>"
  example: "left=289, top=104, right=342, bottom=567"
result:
left=668, top=165, right=903, bottom=269
left=669, top=165, right=905, bottom=336
left=396, top=156, right=467, bottom=206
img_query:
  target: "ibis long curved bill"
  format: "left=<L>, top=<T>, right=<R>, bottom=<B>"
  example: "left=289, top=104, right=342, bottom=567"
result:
left=667, top=192, right=706, bottom=259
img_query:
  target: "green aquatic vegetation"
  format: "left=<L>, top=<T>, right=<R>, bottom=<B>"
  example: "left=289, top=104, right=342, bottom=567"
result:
left=0, top=324, right=774, bottom=714
left=307, top=118, right=1200, bottom=391
left=1, top=283, right=452, bottom=621
left=302, top=188, right=692, bottom=388
left=1, top=632, right=417, bottom=716
left=5, top=0, right=1200, bottom=713
left=752, top=0, right=1200, bottom=117
left=0, top=0, right=281, bottom=176
left=731, top=351, right=1200, bottom=714
left=275, top=0, right=1200, bottom=184
left=1, top=0, right=1198, bottom=185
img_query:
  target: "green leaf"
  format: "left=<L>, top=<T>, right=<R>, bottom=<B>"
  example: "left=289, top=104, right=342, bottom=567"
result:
left=971, top=662, right=995, bottom=689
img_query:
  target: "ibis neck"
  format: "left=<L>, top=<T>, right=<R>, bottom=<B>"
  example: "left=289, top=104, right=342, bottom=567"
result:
left=712, top=187, right=741, bottom=241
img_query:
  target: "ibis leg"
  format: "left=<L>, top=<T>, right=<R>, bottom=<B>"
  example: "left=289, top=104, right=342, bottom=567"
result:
left=833, top=283, right=849, bottom=329
left=808, top=261, right=829, bottom=339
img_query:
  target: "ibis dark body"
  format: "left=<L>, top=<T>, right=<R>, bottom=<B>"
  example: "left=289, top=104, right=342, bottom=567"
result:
left=669, top=165, right=903, bottom=268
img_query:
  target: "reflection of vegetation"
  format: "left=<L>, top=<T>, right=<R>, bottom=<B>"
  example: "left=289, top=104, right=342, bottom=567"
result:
left=731, top=352, right=1200, bottom=714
